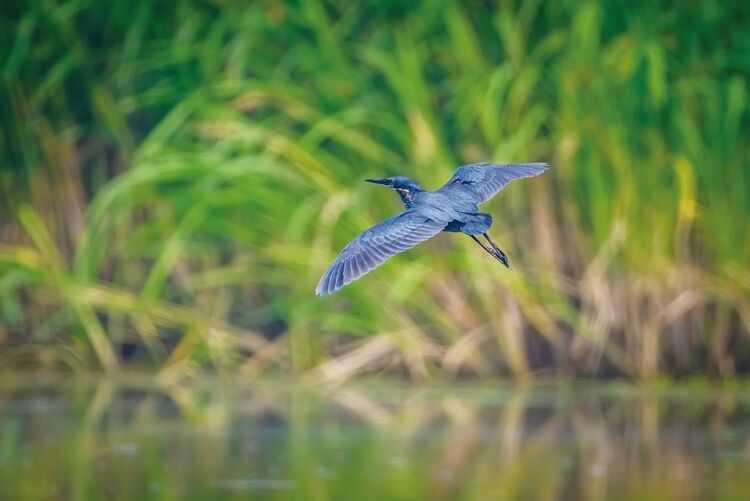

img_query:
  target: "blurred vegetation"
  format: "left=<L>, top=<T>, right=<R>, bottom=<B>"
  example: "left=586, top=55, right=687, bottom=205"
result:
left=0, top=0, right=748, bottom=379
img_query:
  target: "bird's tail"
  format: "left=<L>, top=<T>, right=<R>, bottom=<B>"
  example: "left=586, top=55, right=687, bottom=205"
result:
left=459, top=212, right=493, bottom=235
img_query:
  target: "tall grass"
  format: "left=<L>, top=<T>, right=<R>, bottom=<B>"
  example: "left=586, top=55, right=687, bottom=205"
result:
left=1, top=0, right=748, bottom=379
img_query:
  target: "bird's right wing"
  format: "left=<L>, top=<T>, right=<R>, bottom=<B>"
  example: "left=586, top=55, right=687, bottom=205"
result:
left=316, top=211, right=447, bottom=296
left=440, top=162, right=548, bottom=204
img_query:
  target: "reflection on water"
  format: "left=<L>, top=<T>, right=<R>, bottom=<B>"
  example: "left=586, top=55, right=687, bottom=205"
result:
left=1, top=380, right=749, bottom=499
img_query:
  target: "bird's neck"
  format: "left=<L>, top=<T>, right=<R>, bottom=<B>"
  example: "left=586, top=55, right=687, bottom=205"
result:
left=396, top=187, right=420, bottom=209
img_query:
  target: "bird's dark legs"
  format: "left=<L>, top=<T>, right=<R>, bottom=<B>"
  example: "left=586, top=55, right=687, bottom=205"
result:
left=480, top=233, right=509, bottom=265
left=470, top=235, right=511, bottom=269
left=482, top=233, right=510, bottom=268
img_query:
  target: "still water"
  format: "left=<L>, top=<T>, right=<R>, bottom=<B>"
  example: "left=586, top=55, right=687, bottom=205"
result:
left=1, top=380, right=749, bottom=500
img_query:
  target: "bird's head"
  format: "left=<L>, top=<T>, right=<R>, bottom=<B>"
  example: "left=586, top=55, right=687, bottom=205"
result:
left=365, top=176, right=422, bottom=208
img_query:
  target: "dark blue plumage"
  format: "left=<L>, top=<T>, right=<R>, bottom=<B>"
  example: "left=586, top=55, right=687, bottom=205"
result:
left=315, top=162, right=548, bottom=296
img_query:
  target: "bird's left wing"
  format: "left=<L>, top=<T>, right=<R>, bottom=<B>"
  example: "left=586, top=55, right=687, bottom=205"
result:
left=439, top=162, right=548, bottom=204
left=316, top=211, right=447, bottom=296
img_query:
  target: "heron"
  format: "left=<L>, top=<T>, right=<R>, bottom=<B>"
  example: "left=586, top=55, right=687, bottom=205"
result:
left=316, top=162, right=548, bottom=296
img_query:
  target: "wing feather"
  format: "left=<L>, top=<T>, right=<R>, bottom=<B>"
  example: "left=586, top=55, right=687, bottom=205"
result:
left=316, top=211, right=447, bottom=295
left=440, top=162, right=548, bottom=204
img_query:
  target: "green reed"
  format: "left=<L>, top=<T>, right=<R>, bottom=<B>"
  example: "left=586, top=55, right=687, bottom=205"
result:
left=1, top=0, right=748, bottom=378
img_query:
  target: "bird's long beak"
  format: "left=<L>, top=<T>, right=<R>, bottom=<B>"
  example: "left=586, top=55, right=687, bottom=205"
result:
left=365, top=178, right=391, bottom=186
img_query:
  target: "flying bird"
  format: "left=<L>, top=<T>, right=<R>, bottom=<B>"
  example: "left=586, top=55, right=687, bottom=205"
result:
left=316, top=162, right=548, bottom=296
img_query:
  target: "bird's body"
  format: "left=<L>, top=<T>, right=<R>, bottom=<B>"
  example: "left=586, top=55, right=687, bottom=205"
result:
left=316, top=162, right=548, bottom=296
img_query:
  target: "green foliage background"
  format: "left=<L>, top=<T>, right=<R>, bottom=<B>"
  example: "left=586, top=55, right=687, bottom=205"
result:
left=1, top=0, right=748, bottom=379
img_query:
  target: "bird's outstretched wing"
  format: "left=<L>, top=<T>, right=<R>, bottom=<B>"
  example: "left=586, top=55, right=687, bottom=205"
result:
left=440, top=162, right=548, bottom=204
left=316, top=211, right=447, bottom=296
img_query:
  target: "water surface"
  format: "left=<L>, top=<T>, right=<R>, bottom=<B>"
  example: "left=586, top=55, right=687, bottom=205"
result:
left=1, top=380, right=749, bottom=499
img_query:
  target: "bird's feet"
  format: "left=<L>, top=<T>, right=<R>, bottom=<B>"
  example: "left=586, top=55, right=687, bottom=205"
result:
left=481, top=233, right=511, bottom=269
left=489, top=247, right=511, bottom=269
left=470, top=234, right=512, bottom=269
